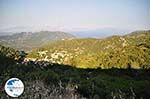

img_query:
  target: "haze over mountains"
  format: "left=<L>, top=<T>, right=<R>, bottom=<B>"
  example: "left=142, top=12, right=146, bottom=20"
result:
left=0, top=31, right=75, bottom=51
left=0, top=26, right=133, bottom=37
left=0, top=26, right=136, bottom=51
left=71, top=28, right=133, bottom=38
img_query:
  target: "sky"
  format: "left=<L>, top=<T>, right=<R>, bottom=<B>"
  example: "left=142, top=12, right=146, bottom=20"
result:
left=0, top=0, right=150, bottom=32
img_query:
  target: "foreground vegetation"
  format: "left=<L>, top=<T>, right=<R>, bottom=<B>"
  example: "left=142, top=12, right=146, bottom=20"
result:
left=0, top=45, right=150, bottom=99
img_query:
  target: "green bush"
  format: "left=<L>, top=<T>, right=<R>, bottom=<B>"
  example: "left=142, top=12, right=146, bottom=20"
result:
left=42, top=70, right=59, bottom=85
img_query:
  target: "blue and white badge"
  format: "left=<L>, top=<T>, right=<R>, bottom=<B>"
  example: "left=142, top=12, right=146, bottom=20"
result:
left=4, top=78, right=24, bottom=97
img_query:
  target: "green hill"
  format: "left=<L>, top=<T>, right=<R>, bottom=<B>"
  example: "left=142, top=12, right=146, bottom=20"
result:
left=28, top=30, right=150, bottom=69
left=0, top=44, right=150, bottom=99
left=0, top=31, right=75, bottom=51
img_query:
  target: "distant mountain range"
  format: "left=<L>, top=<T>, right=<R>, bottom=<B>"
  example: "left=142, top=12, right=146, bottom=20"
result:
left=0, top=26, right=132, bottom=37
left=0, top=32, right=15, bottom=36
left=71, top=28, right=132, bottom=38
left=0, top=31, right=75, bottom=51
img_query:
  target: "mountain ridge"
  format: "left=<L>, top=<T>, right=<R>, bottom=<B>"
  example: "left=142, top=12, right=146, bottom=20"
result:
left=0, top=31, right=75, bottom=51
left=27, top=30, right=150, bottom=69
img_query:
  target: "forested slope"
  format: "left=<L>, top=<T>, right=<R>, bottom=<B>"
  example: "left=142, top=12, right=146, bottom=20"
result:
left=28, top=30, right=150, bottom=69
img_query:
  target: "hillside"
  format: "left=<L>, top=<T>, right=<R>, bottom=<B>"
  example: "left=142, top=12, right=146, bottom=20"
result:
left=28, top=30, right=150, bottom=69
left=0, top=45, right=150, bottom=99
left=0, top=31, right=75, bottom=51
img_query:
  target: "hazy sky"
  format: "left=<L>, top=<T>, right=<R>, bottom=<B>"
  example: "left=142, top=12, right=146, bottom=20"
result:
left=0, top=0, right=149, bottom=31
